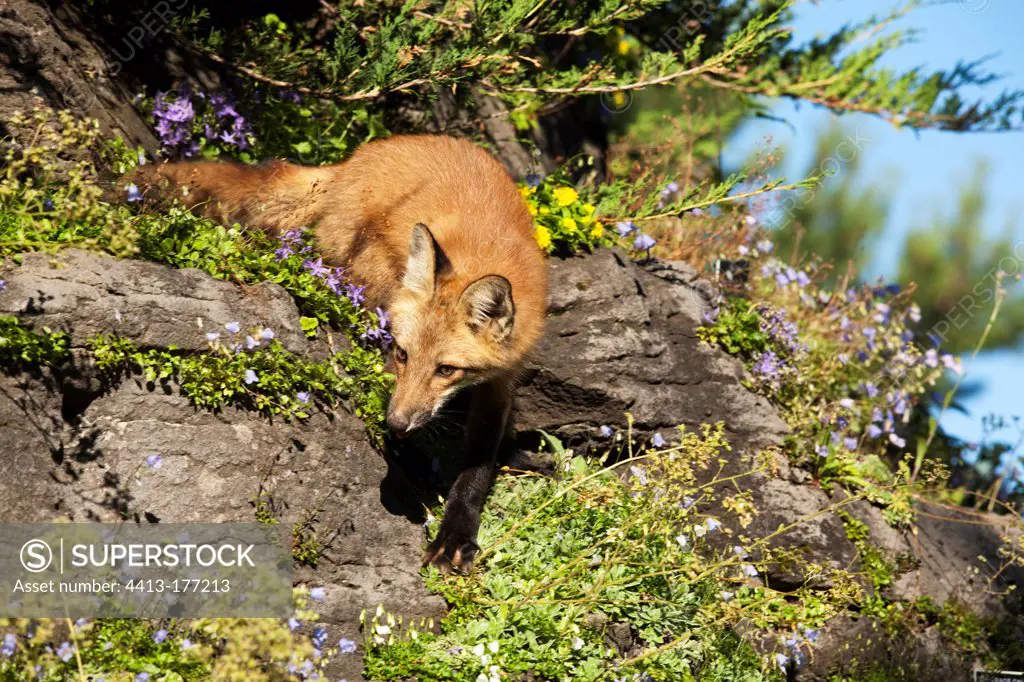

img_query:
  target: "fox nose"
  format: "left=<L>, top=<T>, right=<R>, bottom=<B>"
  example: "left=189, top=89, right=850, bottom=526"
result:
left=387, top=410, right=418, bottom=435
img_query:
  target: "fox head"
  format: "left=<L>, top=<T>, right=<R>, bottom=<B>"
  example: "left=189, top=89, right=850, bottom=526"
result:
left=386, top=224, right=516, bottom=434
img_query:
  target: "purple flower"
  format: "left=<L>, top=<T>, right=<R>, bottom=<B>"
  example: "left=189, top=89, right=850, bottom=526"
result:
left=633, top=233, right=656, bottom=251
left=153, top=629, right=168, bottom=644
left=260, top=328, right=275, bottom=341
left=205, top=332, right=220, bottom=342
left=304, top=258, right=328, bottom=278
left=245, top=335, right=260, bottom=350
left=135, top=674, right=150, bottom=682
left=296, top=391, right=311, bottom=404
left=757, top=240, right=774, bottom=254
left=702, top=307, right=720, bottom=324
left=244, top=369, right=258, bottom=385
left=126, top=183, right=142, bottom=202
left=839, top=398, right=855, bottom=410
left=775, top=653, right=790, bottom=671
left=310, top=587, right=325, bottom=601
left=181, top=639, right=193, bottom=650
left=1, top=634, right=15, bottom=657
left=338, top=638, right=357, bottom=654
left=629, top=465, right=648, bottom=486
left=795, top=270, right=811, bottom=287
left=225, top=321, right=241, bottom=334
left=154, top=94, right=194, bottom=122
left=288, top=617, right=301, bottom=631
left=705, top=518, right=720, bottom=532
left=844, top=437, right=858, bottom=451
left=525, top=173, right=542, bottom=187
left=862, top=382, right=878, bottom=398
left=0, top=279, right=6, bottom=292
left=866, top=424, right=883, bottom=439
left=615, top=221, right=637, bottom=236
left=742, top=564, right=758, bottom=577
left=599, top=425, right=613, bottom=438
left=651, top=432, right=666, bottom=448
left=816, top=445, right=829, bottom=458
left=146, top=454, right=163, bottom=469
left=888, top=433, right=906, bottom=449
left=924, top=349, right=939, bottom=368
left=56, top=641, right=73, bottom=662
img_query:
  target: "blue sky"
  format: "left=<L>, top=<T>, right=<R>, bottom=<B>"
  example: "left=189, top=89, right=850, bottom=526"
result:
left=721, top=0, right=1024, bottom=446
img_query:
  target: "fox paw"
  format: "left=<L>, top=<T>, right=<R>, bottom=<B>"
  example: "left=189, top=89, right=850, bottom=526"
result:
left=423, top=531, right=479, bottom=574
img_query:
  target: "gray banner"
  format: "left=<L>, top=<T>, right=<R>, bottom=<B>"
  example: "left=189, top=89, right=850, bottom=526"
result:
left=0, top=524, right=292, bottom=618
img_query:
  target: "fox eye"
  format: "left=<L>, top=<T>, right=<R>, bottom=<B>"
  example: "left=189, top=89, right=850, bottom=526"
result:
left=436, top=364, right=457, bottom=378
left=394, top=346, right=408, bottom=364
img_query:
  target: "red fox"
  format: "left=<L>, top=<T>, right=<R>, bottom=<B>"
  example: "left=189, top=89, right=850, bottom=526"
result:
left=126, top=135, right=548, bottom=572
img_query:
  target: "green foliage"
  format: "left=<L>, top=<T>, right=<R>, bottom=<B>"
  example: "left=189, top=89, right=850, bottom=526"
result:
left=0, top=317, right=71, bottom=367
left=366, top=423, right=855, bottom=680
left=0, top=608, right=330, bottom=681
left=696, top=298, right=768, bottom=356
left=88, top=331, right=388, bottom=433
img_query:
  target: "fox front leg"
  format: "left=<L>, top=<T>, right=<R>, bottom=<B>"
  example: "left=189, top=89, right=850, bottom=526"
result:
left=423, top=379, right=511, bottom=574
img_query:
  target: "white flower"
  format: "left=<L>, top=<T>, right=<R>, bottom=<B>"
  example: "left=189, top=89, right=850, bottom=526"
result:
left=375, top=625, right=391, bottom=636
left=675, top=534, right=689, bottom=549
left=477, top=675, right=489, bottom=682
left=572, top=636, right=585, bottom=650
left=488, top=641, right=499, bottom=653
left=471, top=643, right=485, bottom=657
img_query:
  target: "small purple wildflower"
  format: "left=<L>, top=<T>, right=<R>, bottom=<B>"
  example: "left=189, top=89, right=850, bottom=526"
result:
left=633, top=233, right=656, bottom=251
left=866, top=424, right=883, bottom=439
left=338, top=638, right=357, bottom=655
left=525, top=173, right=542, bottom=187
left=260, top=327, right=275, bottom=341
left=126, top=184, right=142, bottom=202
left=225, top=321, right=241, bottom=334
left=56, top=642, right=73, bottom=662
left=296, top=391, right=311, bottom=404
left=888, top=433, right=906, bottom=449
left=244, top=369, right=258, bottom=385
left=153, top=629, right=168, bottom=644
left=615, top=221, right=636, bottom=237
left=146, top=454, right=163, bottom=469
left=844, top=437, right=858, bottom=451
left=245, top=335, right=260, bottom=350
left=310, top=587, right=325, bottom=601
left=599, top=425, right=613, bottom=438
left=205, top=332, right=220, bottom=342
left=651, top=432, right=666, bottom=448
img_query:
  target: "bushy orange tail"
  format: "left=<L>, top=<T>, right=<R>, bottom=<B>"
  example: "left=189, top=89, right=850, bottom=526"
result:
left=124, top=159, right=335, bottom=234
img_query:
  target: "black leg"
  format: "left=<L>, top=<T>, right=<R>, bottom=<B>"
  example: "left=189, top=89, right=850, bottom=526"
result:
left=423, top=379, right=510, bottom=573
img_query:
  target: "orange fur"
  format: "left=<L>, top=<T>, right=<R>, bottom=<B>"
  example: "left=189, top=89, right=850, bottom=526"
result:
left=132, top=135, right=546, bottom=365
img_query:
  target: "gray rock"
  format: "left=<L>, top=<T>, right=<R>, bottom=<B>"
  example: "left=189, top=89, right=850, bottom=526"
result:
left=517, top=250, right=788, bottom=455
left=0, top=249, right=314, bottom=354
left=0, top=249, right=443, bottom=682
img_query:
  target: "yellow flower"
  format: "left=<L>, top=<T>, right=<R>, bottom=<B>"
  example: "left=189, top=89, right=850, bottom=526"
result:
left=589, top=222, right=605, bottom=239
left=552, top=186, right=578, bottom=207
left=560, top=216, right=577, bottom=231
left=579, top=213, right=593, bottom=226
left=617, top=40, right=630, bottom=56
left=581, top=203, right=596, bottom=215
left=519, top=185, right=535, bottom=198
left=535, top=225, right=552, bottom=250
left=539, top=206, right=550, bottom=215
left=527, top=203, right=538, bottom=216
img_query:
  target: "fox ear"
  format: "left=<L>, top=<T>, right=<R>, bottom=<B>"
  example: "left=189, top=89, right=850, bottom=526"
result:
left=461, top=275, right=515, bottom=343
left=403, top=223, right=446, bottom=295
